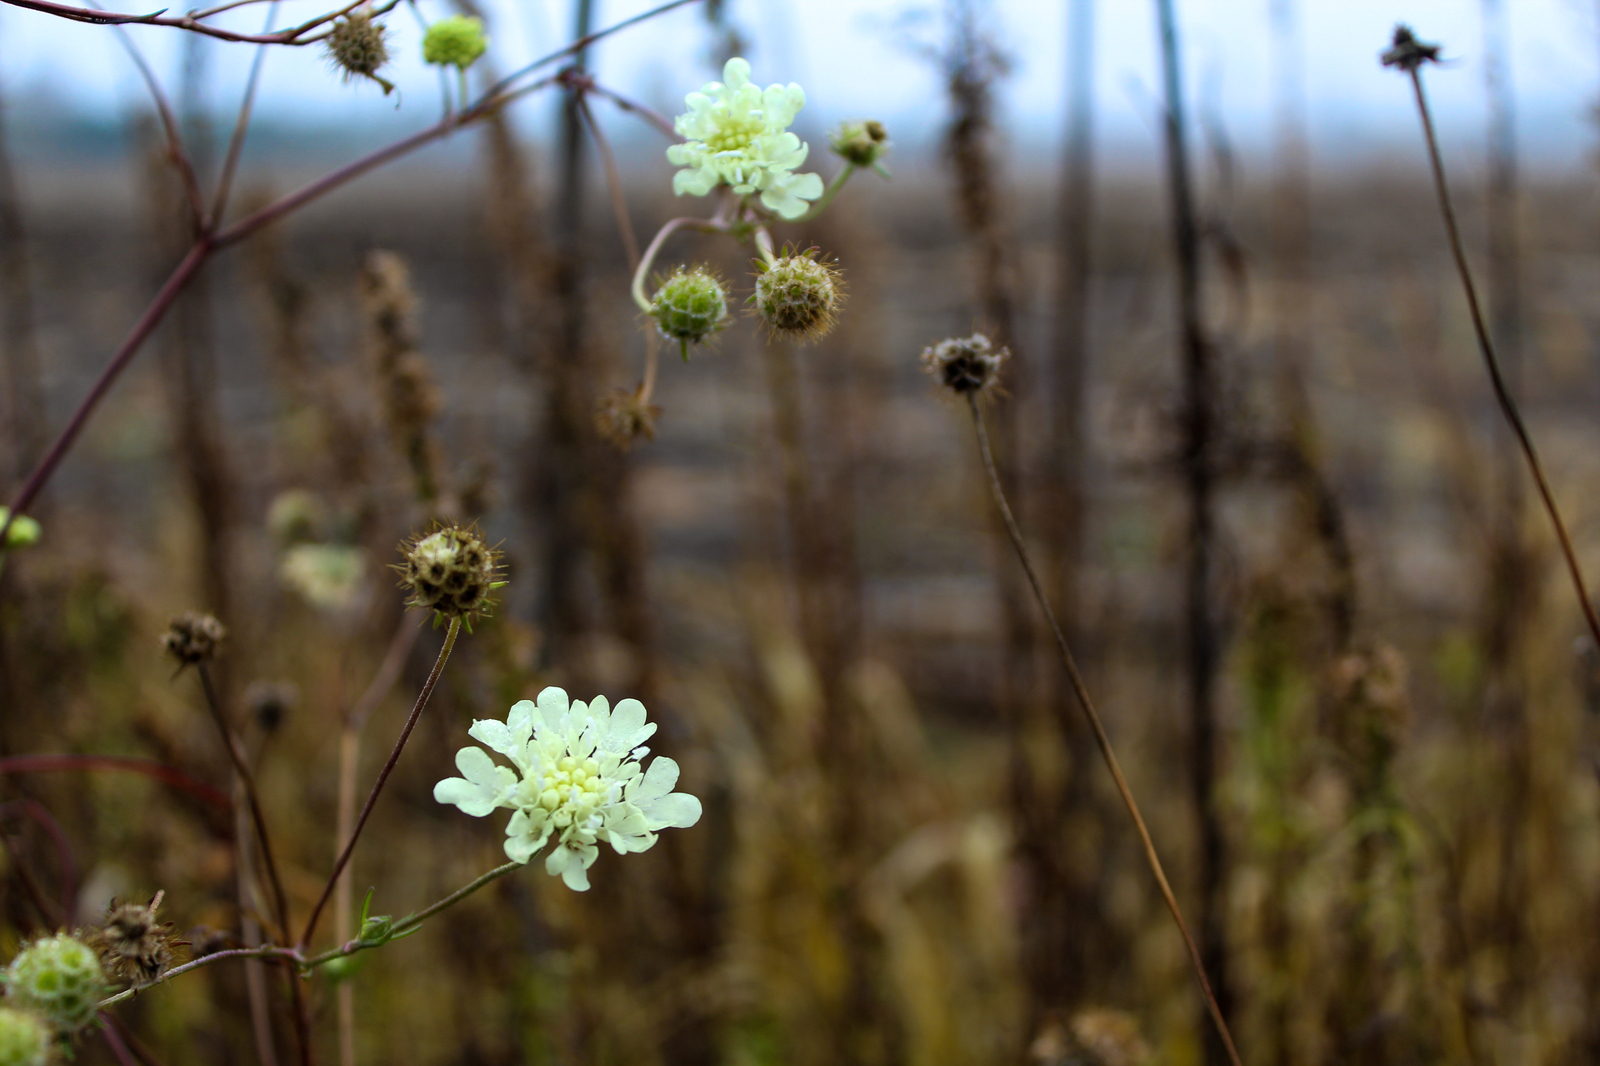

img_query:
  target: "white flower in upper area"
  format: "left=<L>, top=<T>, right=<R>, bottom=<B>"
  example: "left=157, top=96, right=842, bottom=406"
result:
left=433, top=687, right=702, bottom=891
left=666, top=57, right=825, bottom=221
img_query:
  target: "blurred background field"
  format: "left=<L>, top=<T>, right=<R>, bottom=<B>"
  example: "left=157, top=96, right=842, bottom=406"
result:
left=8, top=1, right=1600, bottom=1064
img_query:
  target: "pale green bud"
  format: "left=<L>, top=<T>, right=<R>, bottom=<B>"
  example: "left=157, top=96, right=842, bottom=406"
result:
left=422, top=15, right=488, bottom=69
left=0, top=1008, right=49, bottom=1066
left=650, top=267, right=729, bottom=358
left=752, top=253, right=842, bottom=344
left=5, top=934, right=106, bottom=1033
left=0, top=508, right=40, bottom=550
left=829, top=120, right=890, bottom=169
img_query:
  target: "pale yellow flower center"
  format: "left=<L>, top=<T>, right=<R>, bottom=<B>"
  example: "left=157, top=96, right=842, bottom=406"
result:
left=706, top=114, right=762, bottom=154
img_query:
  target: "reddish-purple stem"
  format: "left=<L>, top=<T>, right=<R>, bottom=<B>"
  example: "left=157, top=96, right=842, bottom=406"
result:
left=0, top=798, right=77, bottom=918
left=0, top=752, right=231, bottom=809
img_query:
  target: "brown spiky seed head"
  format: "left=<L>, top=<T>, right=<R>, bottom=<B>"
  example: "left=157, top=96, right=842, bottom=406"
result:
left=752, top=252, right=842, bottom=343
left=396, top=522, right=502, bottom=621
left=90, top=892, right=181, bottom=986
left=596, top=386, right=660, bottom=450
left=161, top=613, right=226, bottom=666
left=921, top=333, right=1008, bottom=395
left=326, top=10, right=391, bottom=81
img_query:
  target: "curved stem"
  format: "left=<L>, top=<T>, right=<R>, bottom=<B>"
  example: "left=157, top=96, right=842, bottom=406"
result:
left=209, top=0, right=278, bottom=227
left=98, top=946, right=303, bottom=1011
left=1405, top=66, right=1600, bottom=654
left=965, top=395, right=1245, bottom=1066
left=299, top=617, right=462, bottom=950
left=630, top=216, right=720, bottom=311
left=752, top=224, right=776, bottom=267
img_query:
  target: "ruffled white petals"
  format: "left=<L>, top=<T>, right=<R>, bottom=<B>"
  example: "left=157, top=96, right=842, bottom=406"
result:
left=434, top=687, right=701, bottom=891
left=666, top=56, right=822, bottom=217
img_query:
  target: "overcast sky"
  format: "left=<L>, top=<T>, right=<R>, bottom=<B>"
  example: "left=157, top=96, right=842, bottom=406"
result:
left=4, top=0, right=1600, bottom=173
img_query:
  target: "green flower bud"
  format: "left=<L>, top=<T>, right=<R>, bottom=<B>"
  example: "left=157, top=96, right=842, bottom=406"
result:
left=0, top=1008, right=49, bottom=1066
left=650, top=267, right=729, bottom=359
left=422, top=15, right=488, bottom=70
left=752, top=252, right=842, bottom=344
left=358, top=913, right=395, bottom=944
left=5, top=934, right=106, bottom=1033
left=396, top=522, right=503, bottom=624
left=829, top=120, right=890, bottom=169
left=0, top=508, right=40, bottom=551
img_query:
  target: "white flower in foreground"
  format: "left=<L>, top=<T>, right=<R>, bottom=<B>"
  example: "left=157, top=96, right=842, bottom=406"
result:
left=434, top=687, right=702, bottom=891
left=666, top=57, right=825, bottom=220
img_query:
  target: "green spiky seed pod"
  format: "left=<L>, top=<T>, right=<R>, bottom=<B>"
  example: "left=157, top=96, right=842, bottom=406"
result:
left=829, top=120, right=890, bottom=169
left=0, top=1008, right=49, bottom=1066
left=325, top=9, right=394, bottom=92
left=752, top=252, right=842, bottom=344
left=5, top=934, right=106, bottom=1033
left=650, top=267, right=729, bottom=358
left=396, top=522, right=503, bottom=624
left=920, top=333, right=1008, bottom=396
left=422, top=15, right=488, bottom=69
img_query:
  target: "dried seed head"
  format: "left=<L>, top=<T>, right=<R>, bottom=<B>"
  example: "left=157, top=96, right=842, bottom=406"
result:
left=1326, top=642, right=1410, bottom=776
left=921, top=333, right=1008, bottom=396
left=596, top=386, right=661, bottom=450
left=1380, top=25, right=1441, bottom=72
left=325, top=9, right=394, bottom=93
left=5, top=934, right=105, bottom=1032
left=161, top=613, right=226, bottom=667
left=0, top=1007, right=49, bottom=1066
left=396, top=522, right=503, bottom=624
left=829, top=119, right=890, bottom=169
left=89, top=892, right=183, bottom=987
left=422, top=15, right=488, bottom=69
left=650, top=267, right=729, bottom=358
left=244, top=680, right=298, bottom=734
left=751, top=252, right=842, bottom=343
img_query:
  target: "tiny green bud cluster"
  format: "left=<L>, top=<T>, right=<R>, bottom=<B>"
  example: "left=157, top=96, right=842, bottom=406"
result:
left=5, top=934, right=106, bottom=1033
left=161, top=613, right=226, bottom=667
left=752, top=252, right=842, bottom=343
left=0, top=508, right=40, bottom=551
left=396, top=522, right=503, bottom=623
left=0, top=1008, right=49, bottom=1066
left=921, top=333, right=1008, bottom=396
left=650, top=267, right=729, bottom=358
left=325, top=9, right=394, bottom=93
left=422, top=15, right=488, bottom=69
left=829, top=120, right=890, bottom=169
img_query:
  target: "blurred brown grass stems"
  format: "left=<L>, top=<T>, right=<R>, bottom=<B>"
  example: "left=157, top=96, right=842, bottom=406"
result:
left=13, top=0, right=1600, bottom=1063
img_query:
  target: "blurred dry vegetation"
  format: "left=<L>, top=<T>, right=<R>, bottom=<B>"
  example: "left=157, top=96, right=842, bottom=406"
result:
left=6, top=1, right=1600, bottom=1065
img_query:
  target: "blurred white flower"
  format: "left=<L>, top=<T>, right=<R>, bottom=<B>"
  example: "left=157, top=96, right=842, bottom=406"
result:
left=280, top=543, right=366, bottom=612
left=666, top=57, right=824, bottom=221
left=434, top=687, right=702, bottom=891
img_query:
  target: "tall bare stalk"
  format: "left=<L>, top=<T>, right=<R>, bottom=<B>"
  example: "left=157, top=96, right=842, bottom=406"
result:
left=1154, top=3, right=1232, bottom=1056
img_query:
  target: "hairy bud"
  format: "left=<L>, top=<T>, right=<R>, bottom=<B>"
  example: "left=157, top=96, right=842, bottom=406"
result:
left=0, top=1007, right=49, bottom=1066
left=396, top=522, right=503, bottom=624
left=5, top=934, right=106, bottom=1032
left=325, top=10, right=394, bottom=94
left=751, top=251, right=842, bottom=343
left=422, top=15, right=488, bottom=69
left=829, top=120, right=890, bottom=169
left=650, top=267, right=729, bottom=359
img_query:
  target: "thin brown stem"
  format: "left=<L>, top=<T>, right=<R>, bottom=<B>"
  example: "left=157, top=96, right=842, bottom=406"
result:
left=99, top=946, right=303, bottom=1010
left=578, top=93, right=641, bottom=268
left=4, top=0, right=400, bottom=44
left=299, top=617, right=462, bottom=950
left=964, top=394, right=1245, bottom=1066
left=209, top=2, right=278, bottom=227
left=103, top=14, right=208, bottom=232
left=1405, top=67, right=1600, bottom=652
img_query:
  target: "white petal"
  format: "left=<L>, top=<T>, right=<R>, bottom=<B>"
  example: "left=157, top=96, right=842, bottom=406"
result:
left=787, top=171, right=823, bottom=200
left=722, top=57, right=751, bottom=89
left=468, top=718, right=519, bottom=759
left=535, top=686, right=569, bottom=731
left=606, top=699, right=656, bottom=751
left=433, top=765, right=509, bottom=817
left=504, top=823, right=542, bottom=864
left=507, top=700, right=535, bottom=733
left=634, top=756, right=680, bottom=803
left=641, top=792, right=702, bottom=829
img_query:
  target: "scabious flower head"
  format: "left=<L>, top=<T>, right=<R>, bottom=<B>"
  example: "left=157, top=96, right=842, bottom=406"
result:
left=325, top=9, right=393, bottom=92
left=666, top=57, right=825, bottom=220
left=5, top=934, right=105, bottom=1033
left=396, top=522, right=502, bottom=624
left=829, top=119, right=890, bottom=169
left=89, top=892, right=180, bottom=986
left=650, top=266, right=729, bottom=356
left=921, top=333, right=1008, bottom=397
left=422, top=15, right=487, bottom=69
left=753, top=251, right=843, bottom=343
left=282, top=543, right=368, bottom=613
left=161, top=613, right=226, bottom=667
left=0, top=1008, right=49, bottom=1066
left=434, top=686, right=703, bottom=891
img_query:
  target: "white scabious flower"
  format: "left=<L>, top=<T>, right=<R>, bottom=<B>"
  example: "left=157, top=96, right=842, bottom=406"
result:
left=666, top=57, right=825, bottom=221
left=433, top=687, right=702, bottom=891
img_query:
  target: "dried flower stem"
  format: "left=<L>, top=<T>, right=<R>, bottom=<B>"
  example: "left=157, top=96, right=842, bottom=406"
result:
left=1403, top=64, right=1600, bottom=653
left=299, top=616, right=462, bottom=950
left=964, top=394, right=1245, bottom=1066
